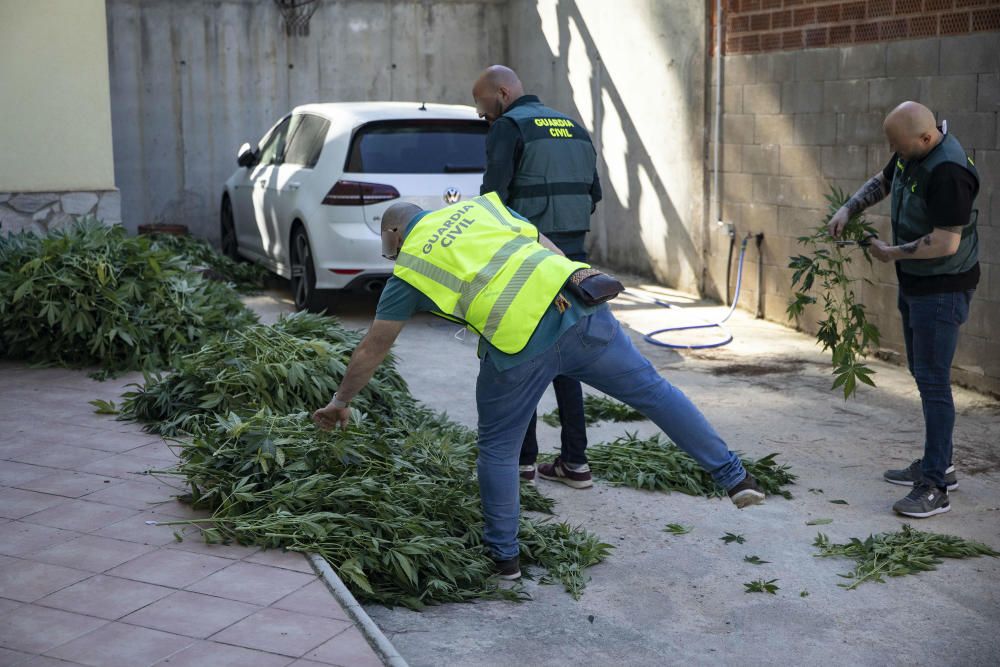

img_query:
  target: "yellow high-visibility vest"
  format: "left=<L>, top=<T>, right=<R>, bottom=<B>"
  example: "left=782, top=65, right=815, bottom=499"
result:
left=393, top=192, right=588, bottom=354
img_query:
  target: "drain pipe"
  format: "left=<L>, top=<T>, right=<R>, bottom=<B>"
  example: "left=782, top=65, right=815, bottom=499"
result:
left=711, top=0, right=727, bottom=302
left=754, top=232, right=764, bottom=318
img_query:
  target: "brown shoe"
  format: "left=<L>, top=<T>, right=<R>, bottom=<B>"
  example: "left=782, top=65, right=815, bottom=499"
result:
left=537, top=456, right=593, bottom=489
left=519, top=464, right=536, bottom=484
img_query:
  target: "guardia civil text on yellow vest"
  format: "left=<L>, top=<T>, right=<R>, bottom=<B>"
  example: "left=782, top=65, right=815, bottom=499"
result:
left=393, top=192, right=589, bottom=354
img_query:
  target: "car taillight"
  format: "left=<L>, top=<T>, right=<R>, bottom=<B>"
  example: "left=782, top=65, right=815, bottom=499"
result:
left=322, top=180, right=400, bottom=206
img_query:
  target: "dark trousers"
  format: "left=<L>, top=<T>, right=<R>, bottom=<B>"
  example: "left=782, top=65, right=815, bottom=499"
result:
left=897, top=289, right=973, bottom=489
left=518, top=250, right=589, bottom=466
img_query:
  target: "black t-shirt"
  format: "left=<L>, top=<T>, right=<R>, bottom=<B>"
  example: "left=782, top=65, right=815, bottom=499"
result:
left=881, top=151, right=980, bottom=295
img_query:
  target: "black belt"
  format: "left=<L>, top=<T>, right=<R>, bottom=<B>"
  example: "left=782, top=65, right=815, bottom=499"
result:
left=508, top=182, right=592, bottom=199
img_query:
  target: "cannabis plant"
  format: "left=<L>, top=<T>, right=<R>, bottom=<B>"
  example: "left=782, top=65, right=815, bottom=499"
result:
left=787, top=186, right=881, bottom=398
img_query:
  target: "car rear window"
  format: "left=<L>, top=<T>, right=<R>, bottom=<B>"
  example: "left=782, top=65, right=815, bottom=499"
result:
left=345, top=120, right=487, bottom=174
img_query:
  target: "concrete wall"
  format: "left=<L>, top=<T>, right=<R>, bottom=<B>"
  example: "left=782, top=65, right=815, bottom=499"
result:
left=506, top=0, right=708, bottom=295
left=713, top=33, right=1000, bottom=394
left=106, top=0, right=508, bottom=241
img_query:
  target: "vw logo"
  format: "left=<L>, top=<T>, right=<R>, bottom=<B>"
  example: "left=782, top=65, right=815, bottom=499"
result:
left=443, top=187, right=461, bottom=204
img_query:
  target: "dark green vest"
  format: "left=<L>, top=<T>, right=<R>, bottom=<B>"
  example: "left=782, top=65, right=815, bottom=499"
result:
left=890, top=134, right=979, bottom=277
left=502, top=100, right=597, bottom=234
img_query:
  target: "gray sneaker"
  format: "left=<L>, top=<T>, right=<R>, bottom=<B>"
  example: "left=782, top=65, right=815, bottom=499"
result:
left=892, top=480, right=950, bottom=518
left=884, top=459, right=958, bottom=491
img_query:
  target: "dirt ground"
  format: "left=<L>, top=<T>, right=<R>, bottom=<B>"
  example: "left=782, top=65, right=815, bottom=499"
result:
left=246, top=281, right=1000, bottom=667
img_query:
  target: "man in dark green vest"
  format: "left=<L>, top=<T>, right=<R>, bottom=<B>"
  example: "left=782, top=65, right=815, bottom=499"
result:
left=471, top=65, right=603, bottom=490
left=829, top=101, right=980, bottom=519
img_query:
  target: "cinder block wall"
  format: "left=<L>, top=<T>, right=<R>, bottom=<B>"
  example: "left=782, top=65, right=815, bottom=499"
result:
left=710, top=0, right=1000, bottom=395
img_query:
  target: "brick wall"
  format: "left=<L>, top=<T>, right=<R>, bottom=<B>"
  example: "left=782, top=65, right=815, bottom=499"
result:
left=711, top=0, right=1000, bottom=55
left=709, top=31, right=1000, bottom=395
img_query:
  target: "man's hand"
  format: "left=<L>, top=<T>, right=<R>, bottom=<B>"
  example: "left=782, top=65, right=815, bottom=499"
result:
left=313, top=403, right=351, bottom=431
left=828, top=207, right=850, bottom=238
left=868, top=238, right=893, bottom=263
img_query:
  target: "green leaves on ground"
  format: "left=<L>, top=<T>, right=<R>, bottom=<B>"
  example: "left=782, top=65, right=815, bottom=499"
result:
left=119, top=312, right=414, bottom=436
left=663, top=523, right=693, bottom=535
left=541, top=395, right=645, bottom=427
left=744, top=579, right=779, bottom=594
left=806, top=518, right=833, bottom=526
left=829, top=499, right=849, bottom=505
left=743, top=555, right=769, bottom=565
left=146, top=232, right=268, bottom=293
left=540, top=433, right=795, bottom=499
left=89, top=399, right=119, bottom=415
left=0, top=218, right=256, bottom=376
left=813, top=524, right=999, bottom=590
left=721, top=532, right=746, bottom=545
left=157, top=410, right=609, bottom=608
left=787, top=186, right=881, bottom=398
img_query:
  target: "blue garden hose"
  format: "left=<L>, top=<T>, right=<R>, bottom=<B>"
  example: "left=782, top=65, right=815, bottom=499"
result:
left=641, top=234, right=751, bottom=350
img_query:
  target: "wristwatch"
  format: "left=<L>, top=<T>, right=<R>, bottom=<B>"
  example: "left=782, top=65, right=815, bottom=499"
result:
left=331, top=394, right=349, bottom=409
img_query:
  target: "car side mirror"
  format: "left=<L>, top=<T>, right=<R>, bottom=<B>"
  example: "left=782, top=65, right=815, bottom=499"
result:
left=237, top=142, right=259, bottom=168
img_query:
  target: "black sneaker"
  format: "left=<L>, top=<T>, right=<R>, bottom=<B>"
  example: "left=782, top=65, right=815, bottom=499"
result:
left=892, top=480, right=950, bottom=518
left=884, top=459, right=958, bottom=491
left=493, top=556, right=521, bottom=580
left=728, top=473, right=765, bottom=508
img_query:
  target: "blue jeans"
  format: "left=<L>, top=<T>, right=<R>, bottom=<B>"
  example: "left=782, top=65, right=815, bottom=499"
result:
left=519, top=250, right=589, bottom=466
left=475, top=308, right=748, bottom=560
left=897, top=289, right=974, bottom=489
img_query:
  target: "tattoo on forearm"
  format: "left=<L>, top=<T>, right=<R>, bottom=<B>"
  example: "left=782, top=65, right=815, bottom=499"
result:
left=899, top=235, right=932, bottom=255
left=844, top=175, right=889, bottom=216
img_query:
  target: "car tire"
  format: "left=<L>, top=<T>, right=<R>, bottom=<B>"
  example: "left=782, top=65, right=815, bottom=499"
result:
left=220, top=196, right=239, bottom=261
left=290, top=227, right=337, bottom=313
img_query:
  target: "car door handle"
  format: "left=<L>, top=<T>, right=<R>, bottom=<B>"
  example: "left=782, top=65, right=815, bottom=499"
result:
left=285, top=182, right=301, bottom=191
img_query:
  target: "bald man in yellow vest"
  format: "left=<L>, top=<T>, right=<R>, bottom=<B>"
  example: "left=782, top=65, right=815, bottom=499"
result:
left=314, top=194, right=765, bottom=580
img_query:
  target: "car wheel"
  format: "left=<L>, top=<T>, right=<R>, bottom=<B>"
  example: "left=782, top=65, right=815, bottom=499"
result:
left=220, top=197, right=239, bottom=261
left=290, top=227, right=335, bottom=313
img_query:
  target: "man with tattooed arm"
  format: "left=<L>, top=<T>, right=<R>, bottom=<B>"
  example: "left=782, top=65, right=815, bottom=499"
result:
left=828, top=101, right=980, bottom=518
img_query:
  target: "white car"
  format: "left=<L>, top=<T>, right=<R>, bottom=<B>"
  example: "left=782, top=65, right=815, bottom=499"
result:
left=221, top=102, right=487, bottom=311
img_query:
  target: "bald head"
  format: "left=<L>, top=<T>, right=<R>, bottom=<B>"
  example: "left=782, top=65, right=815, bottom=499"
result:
left=883, top=101, right=942, bottom=161
left=472, top=65, right=525, bottom=124
left=380, top=202, right=423, bottom=260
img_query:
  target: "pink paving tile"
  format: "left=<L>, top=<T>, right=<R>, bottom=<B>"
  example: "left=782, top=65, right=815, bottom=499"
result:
left=272, top=581, right=351, bottom=622
left=13, top=422, right=159, bottom=454
left=0, top=461, right=52, bottom=486
left=210, top=608, right=351, bottom=658
left=0, top=604, right=107, bottom=654
left=245, top=548, right=315, bottom=573
left=127, top=441, right=181, bottom=462
left=29, top=534, right=156, bottom=573
left=17, top=655, right=86, bottom=667
left=107, top=548, right=233, bottom=588
left=0, top=596, right=25, bottom=616
left=0, top=559, right=92, bottom=602
left=77, top=452, right=169, bottom=480
left=0, top=647, right=33, bottom=665
left=36, top=575, right=173, bottom=620
left=80, top=480, right=183, bottom=511
left=14, top=470, right=123, bottom=498
left=90, top=510, right=191, bottom=546
left=0, top=521, right=80, bottom=556
left=187, top=562, right=317, bottom=606
left=151, top=640, right=293, bottom=667
left=305, top=627, right=383, bottom=667
left=0, top=487, right=68, bottom=520
left=20, top=499, right=137, bottom=532
left=165, top=529, right=259, bottom=559
left=45, top=622, right=194, bottom=667
left=121, top=590, right=259, bottom=639
left=2, top=443, right=111, bottom=470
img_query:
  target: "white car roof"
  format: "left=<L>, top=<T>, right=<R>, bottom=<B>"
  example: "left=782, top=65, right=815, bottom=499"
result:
left=291, top=102, right=482, bottom=124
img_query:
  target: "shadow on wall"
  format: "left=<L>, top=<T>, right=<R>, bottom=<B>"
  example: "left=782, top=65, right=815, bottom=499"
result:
left=508, top=0, right=706, bottom=294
